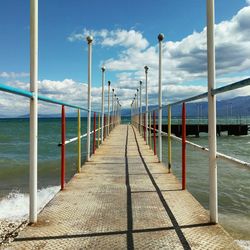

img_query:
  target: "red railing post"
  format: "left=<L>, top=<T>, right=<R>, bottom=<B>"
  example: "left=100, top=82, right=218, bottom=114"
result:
left=104, top=114, right=106, bottom=140
left=61, top=105, right=66, bottom=190
left=93, top=112, right=96, bottom=154
left=153, top=111, right=156, bottom=155
left=182, top=102, right=186, bottom=190
left=144, top=113, right=146, bottom=141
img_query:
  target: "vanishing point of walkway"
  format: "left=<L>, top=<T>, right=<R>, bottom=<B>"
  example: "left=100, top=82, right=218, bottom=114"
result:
left=4, top=125, right=239, bottom=249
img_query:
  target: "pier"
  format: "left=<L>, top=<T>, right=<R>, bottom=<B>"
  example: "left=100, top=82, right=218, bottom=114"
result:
left=3, top=125, right=240, bottom=249
left=1, top=0, right=250, bottom=248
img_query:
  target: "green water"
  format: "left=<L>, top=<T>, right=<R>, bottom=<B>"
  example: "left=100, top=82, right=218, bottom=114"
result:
left=0, top=118, right=249, bottom=240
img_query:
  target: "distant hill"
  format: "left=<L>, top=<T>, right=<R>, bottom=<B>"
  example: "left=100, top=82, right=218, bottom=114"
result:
left=121, top=96, right=250, bottom=118
left=1, top=95, right=249, bottom=119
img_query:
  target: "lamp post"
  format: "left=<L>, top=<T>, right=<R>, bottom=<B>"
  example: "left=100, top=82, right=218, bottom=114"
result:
left=144, top=66, right=149, bottom=145
left=207, top=0, right=218, bottom=224
left=101, top=66, right=105, bottom=143
left=158, top=33, right=164, bottom=162
left=30, top=0, right=38, bottom=223
left=86, top=35, right=93, bottom=161
left=108, top=81, right=111, bottom=135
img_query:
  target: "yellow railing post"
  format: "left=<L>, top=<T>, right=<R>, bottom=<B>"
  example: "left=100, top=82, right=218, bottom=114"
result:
left=77, top=109, right=81, bottom=173
left=168, top=106, right=172, bottom=173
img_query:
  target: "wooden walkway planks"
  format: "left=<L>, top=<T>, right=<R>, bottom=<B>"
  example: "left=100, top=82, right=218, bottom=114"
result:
left=3, top=125, right=240, bottom=249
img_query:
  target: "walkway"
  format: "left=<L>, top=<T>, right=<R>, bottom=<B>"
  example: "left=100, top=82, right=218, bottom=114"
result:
left=4, top=125, right=239, bottom=249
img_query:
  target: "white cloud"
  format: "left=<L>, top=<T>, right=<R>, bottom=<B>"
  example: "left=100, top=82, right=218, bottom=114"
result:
left=68, top=28, right=149, bottom=50
left=246, top=0, right=250, bottom=5
left=0, top=72, right=29, bottom=78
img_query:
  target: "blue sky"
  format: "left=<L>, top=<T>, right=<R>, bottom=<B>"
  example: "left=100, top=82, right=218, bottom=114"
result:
left=0, top=0, right=250, bottom=115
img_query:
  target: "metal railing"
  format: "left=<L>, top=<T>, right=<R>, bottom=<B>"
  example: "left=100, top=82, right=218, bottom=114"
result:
left=130, top=0, right=250, bottom=225
left=0, top=0, right=122, bottom=224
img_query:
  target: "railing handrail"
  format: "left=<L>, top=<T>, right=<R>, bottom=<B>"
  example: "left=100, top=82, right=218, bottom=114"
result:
left=0, top=82, right=102, bottom=114
left=133, top=120, right=250, bottom=169
left=145, top=77, right=250, bottom=113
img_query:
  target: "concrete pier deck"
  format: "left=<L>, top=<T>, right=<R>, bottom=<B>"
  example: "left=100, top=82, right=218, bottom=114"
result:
left=4, top=125, right=240, bottom=249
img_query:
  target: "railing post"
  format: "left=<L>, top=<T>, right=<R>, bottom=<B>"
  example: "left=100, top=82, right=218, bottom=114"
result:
left=182, top=103, right=186, bottom=190
left=158, top=33, right=164, bottom=162
left=108, top=81, right=111, bottom=136
left=29, top=0, right=38, bottom=224
left=168, top=105, right=172, bottom=173
left=101, top=67, right=105, bottom=143
left=93, top=112, right=96, bottom=154
left=77, top=109, right=81, bottom=173
left=112, top=89, right=114, bottom=130
left=137, top=89, right=139, bottom=130
left=61, top=105, right=66, bottom=190
left=104, top=114, right=106, bottom=140
left=98, top=112, right=100, bottom=147
left=144, top=113, right=146, bottom=141
left=145, top=66, right=149, bottom=145
left=153, top=111, right=156, bottom=155
left=207, top=0, right=218, bottom=223
left=149, top=112, right=152, bottom=148
left=139, top=81, right=142, bottom=135
left=86, top=36, right=93, bottom=161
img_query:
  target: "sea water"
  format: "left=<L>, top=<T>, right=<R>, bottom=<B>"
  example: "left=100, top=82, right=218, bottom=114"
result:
left=0, top=118, right=249, bottom=246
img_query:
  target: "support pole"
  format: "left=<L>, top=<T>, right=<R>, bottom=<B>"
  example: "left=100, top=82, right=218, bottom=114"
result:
left=168, top=106, right=172, bottom=173
left=107, top=81, right=111, bottom=136
left=93, top=112, right=96, bottom=154
left=29, top=0, right=38, bottom=224
left=145, top=66, right=149, bottom=145
left=77, top=109, right=81, bottom=173
left=86, top=36, right=93, bottom=161
left=182, top=103, right=186, bottom=190
left=207, top=0, right=218, bottom=223
left=61, top=105, right=66, bottom=190
left=101, top=66, right=105, bottom=143
left=158, top=33, right=164, bottom=162
left=153, top=111, right=156, bottom=155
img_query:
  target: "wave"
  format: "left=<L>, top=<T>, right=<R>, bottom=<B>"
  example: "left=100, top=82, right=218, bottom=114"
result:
left=235, top=240, right=250, bottom=250
left=0, top=186, right=60, bottom=220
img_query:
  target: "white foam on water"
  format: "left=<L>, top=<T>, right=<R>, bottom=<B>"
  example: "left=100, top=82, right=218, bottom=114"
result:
left=235, top=240, right=250, bottom=250
left=0, top=186, right=60, bottom=220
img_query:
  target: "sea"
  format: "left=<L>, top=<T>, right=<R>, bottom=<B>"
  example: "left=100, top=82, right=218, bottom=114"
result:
left=0, top=117, right=249, bottom=247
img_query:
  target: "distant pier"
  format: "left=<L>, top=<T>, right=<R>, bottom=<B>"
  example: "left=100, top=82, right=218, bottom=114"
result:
left=157, top=124, right=249, bottom=137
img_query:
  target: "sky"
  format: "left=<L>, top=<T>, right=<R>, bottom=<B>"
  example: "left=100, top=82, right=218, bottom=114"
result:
left=0, top=0, right=250, bottom=116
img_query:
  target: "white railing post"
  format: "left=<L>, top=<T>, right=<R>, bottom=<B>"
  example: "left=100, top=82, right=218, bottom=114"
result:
left=29, top=0, right=38, bottom=224
left=158, top=33, right=164, bottom=162
left=145, top=66, right=149, bottom=145
left=140, top=81, right=142, bottom=135
left=101, top=66, right=105, bottom=143
left=207, top=0, right=218, bottom=224
left=86, top=35, right=93, bottom=161
left=108, top=81, right=111, bottom=135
